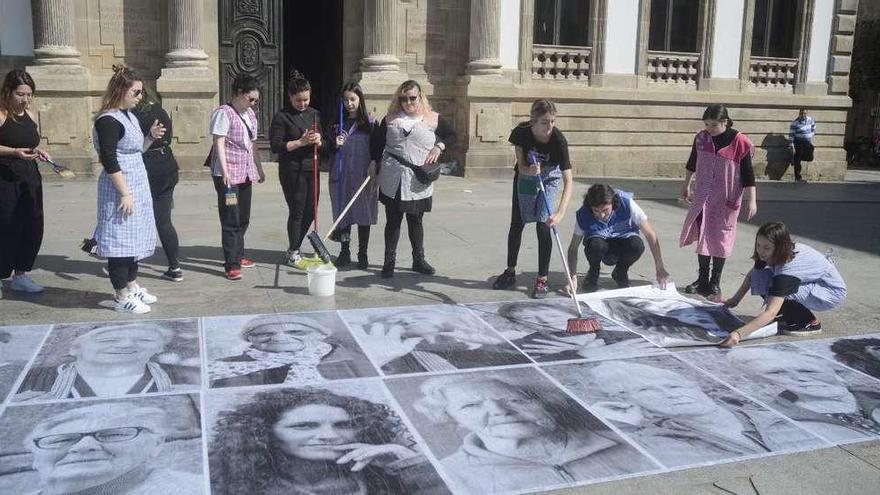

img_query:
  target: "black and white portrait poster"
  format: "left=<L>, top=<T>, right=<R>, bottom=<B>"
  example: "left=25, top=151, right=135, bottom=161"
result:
left=203, top=312, right=378, bottom=388
left=465, top=298, right=663, bottom=363
left=385, top=367, right=660, bottom=494
left=205, top=380, right=451, bottom=495
left=580, top=285, right=776, bottom=347
left=0, top=394, right=204, bottom=495
left=679, top=343, right=880, bottom=444
left=338, top=305, right=530, bottom=375
left=794, top=333, right=880, bottom=382
left=14, top=319, right=200, bottom=402
left=544, top=354, right=825, bottom=468
left=0, top=325, right=50, bottom=404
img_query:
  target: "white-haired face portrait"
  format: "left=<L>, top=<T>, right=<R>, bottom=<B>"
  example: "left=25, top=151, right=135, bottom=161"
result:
left=339, top=305, right=529, bottom=375
left=15, top=320, right=200, bottom=402
left=241, top=314, right=330, bottom=353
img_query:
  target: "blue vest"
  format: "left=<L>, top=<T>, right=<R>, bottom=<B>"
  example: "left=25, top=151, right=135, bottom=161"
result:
left=575, top=191, right=640, bottom=240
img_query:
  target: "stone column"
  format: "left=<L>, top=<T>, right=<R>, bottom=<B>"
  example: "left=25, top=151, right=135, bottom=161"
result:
left=361, top=0, right=401, bottom=72
left=165, top=0, right=209, bottom=68
left=467, top=0, right=502, bottom=75
left=31, top=0, right=81, bottom=65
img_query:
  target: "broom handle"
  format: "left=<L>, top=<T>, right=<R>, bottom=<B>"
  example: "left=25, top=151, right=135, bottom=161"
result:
left=322, top=175, right=372, bottom=242
left=313, top=120, right=319, bottom=232
left=536, top=176, right=583, bottom=317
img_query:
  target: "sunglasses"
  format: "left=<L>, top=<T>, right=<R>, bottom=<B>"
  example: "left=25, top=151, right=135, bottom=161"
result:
left=248, top=96, right=259, bottom=103
left=131, top=89, right=143, bottom=97
left=398, top=95, right=418, bottom=104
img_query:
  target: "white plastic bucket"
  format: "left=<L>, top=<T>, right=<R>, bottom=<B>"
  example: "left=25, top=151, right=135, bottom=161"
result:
left=307, top=264, right=337, bottom=296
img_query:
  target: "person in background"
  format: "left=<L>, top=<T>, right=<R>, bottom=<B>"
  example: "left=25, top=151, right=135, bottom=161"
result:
left=679, top=103, right=757, bottom=300
left=327, top=82, right=378, bottom=269
left=788, top=108, right=815, bottom=183
left=721, top=222, right=846, bottom=347
left=92, top=65, right=164, bottom=313
left=135, top=87, right=182, bottom=282
left=209, top=73, right=266, bottom=281
left=0, top=69, right=50, bottom=298
left=565, top=184, right=668, bottom=293
left=491, top=99, right=574, bottom=299
left=270, top=70, right=325, bottom=270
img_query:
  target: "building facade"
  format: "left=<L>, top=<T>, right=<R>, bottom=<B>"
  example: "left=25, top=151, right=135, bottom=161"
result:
left=0, top=0, right=861, bottom=180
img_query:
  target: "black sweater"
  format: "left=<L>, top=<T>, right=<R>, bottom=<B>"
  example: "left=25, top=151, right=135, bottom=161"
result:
left=269, top=106, right=328, bottom=171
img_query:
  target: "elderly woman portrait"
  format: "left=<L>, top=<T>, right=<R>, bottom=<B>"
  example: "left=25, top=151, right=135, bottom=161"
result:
left=408, top=372, right=656, bottom=493
left=483, top=300, right=659, bottom=362
left=209, top=387, right=449, bottom=495
left=568, top=360, right=820, bottom=466
left=596, top=295, right=745, bottom=346
left=347, top=306, right=529, bottom=375
left=208, top=313, right=376, bottom=388
left=16, top=321, right=199, bottom=401
left=21, top=402, right=202, bottom=495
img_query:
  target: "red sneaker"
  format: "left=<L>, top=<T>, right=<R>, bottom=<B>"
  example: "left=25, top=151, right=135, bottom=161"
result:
left=226, top=268, right=242, bottom=280
left=240, top=258, right=255, bottom=268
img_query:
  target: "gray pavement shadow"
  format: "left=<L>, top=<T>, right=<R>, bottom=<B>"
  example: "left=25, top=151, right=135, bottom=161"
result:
left=760, top=133, right=793, bottom=180
left=574, top=178, right=880, bottom=256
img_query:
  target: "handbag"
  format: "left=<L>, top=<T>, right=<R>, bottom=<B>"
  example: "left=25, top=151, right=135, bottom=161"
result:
left=386, top=151, right=442, bottom=183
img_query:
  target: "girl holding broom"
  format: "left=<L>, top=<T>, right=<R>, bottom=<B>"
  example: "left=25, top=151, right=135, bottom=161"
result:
left=327, top=82, right=378, bottom=268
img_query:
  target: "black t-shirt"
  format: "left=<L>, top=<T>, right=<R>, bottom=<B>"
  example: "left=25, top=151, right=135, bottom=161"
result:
left=754, top=260, right=801, bottom=297
left=508, top=122, right=571, bottom=171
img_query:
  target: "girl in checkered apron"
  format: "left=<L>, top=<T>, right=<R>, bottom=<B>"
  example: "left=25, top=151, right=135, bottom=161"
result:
left=92, top=66, right=165, bottom=314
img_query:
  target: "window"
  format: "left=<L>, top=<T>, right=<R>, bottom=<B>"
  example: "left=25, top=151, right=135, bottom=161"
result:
left=751, top=0, right=797, bottom=58
left=534, top=0, right=591, bottom=46
left=648, top=0, right=700, bottom=53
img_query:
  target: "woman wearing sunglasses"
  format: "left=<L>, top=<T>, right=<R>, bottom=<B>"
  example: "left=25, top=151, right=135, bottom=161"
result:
left=92, top=65, right=166, bottom=314
left=370, top=80, right=455, bottom=278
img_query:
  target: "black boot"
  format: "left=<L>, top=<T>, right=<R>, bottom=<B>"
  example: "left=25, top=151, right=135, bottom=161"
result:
left=336, top=242, right=351, bottom=268
left=582, top=266, right=600, bottom=293
left=381, top=252, right=396, bottom=279
left=684, top=265, right=710, bottom=295
left=356, top=226, right=370, bottom=269
left=356, top=252, right=369, bottom=269
left=611, top=266, right=630, bottom=288
left=412, top=252, right=435, bottom=275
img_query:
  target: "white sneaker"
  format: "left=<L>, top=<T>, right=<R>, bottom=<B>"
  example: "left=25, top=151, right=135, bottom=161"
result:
left=131, top=286, right=158, bottom=304
left=10, top=274, right=44, bottom=293
left=114, top=293, right=151, bottom=314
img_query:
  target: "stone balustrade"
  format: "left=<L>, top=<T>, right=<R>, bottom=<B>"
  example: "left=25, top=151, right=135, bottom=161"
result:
left=646, top=51, right=700, bottom=86
left=532, top=44, right=592, bottom=81
left=749, top=57, right=798, bottom=89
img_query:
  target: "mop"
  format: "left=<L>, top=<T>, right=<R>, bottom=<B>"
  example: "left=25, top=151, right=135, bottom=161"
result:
left=531, top=151, right=601, bottom=334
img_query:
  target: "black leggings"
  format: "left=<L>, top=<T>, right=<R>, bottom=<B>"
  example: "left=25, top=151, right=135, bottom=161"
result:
left=584, top=236, right=645, bottom=275
left=384, top=207, right=424, bottom=256
left=0, top=162, right=43, bottom=279
left=108, top=257, right=138, bottom=290
left=505, top=176, right=552, bottom=277
left=777, top=300, right=817, bottom=326
left=146, top=158, right=180, bottom=269
left=279, top=167, right=317, bottom=252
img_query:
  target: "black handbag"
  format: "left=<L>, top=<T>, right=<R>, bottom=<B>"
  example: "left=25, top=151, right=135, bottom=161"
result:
left=386, top=151, right=442, bottom=183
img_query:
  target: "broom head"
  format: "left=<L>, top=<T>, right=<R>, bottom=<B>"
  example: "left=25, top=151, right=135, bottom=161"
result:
left=566, top=316, right=602, bottom=334
left=306, top=231, right=333, bottom=264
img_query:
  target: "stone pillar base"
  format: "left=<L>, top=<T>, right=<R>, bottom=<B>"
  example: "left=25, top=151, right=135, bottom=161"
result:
left=157, top=68, right=217, bottom=172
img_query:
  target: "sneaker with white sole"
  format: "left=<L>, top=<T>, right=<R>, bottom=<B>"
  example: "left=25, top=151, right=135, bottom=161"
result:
left=131, top=287, right=158, bottom=304
left=114, top=293, right=151, bottom=314
left=10, top=274, right=44, bottom=293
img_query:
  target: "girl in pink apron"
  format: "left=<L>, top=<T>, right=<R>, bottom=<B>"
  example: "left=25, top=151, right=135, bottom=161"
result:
left=679, top=104, right=758, bottom=300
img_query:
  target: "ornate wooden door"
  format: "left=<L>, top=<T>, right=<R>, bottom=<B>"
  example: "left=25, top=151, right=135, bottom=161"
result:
left=218, top=0, right=283, bottom=140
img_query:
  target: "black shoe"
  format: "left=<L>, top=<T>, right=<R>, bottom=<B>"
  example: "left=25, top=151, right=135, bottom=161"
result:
left=582, top=274, right=599, bottom=293
left=162, top=267, right=184, bottom=282
left=356, top=253, right=368, bottom=269
left=706, top=282, right=722, bottom=301
left=412, top=258, right=435, bottom=275
left=531, top=277, right=549, bottom=299
left=336, top=249, right=351, bottom=268
left=780, top=319, right=822, bottom=335
left=381, top=261, right=395, bottom=278
left=684, top=279, right=711, bottom=296
left=492, top=269, right=516, bottom=290
left=611, top=268, right=630, bottom=288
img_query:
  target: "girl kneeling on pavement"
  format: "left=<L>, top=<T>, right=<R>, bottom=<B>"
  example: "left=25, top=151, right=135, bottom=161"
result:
left=720, top=221, right=846, bottom=347
left=492, top=99, right=574, bottom=298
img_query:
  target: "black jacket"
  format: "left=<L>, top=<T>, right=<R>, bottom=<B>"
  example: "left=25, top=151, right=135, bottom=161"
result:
left=269, top=106, right=328, bottom=171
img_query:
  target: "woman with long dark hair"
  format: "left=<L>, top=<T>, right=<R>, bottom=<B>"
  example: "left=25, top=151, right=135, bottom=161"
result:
left=0, top=69, right=50, bottom=297
left=209, top=387, right=446, bottom=495
left=92, top=65, right=165, bottom=313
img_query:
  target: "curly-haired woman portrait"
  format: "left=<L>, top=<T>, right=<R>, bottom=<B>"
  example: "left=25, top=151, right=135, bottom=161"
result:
left=209, top=387, right=449, bottom=495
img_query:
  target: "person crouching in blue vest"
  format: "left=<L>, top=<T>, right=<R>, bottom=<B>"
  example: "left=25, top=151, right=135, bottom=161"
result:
left=566, top=184, right=670, bottom=293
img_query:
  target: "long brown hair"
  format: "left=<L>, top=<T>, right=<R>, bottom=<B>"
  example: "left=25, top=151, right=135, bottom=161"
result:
left=386, top=79, right=432, bottom=118
left=97, top=65, right=141, bottom=116
left=1, top=69, right=36, bottom=121
left=752, top=221, right=796, bottom=265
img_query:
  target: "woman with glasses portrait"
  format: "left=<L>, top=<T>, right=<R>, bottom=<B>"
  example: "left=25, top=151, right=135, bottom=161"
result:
left=370, top=80, right=456, bottom=278
left=92, top=65, right=166, bottom=314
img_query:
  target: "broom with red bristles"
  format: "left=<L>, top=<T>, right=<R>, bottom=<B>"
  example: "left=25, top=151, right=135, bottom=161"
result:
left=531, top=151, right=601, bottom=334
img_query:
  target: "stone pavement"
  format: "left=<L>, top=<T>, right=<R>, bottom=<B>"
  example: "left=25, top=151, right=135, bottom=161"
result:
left=1, top=170, right=879, bottom=494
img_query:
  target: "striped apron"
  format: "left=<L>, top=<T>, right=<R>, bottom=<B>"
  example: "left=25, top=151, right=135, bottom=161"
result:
left=516, top=165, right=562, bottom=223
left=93, top=110, right=157, bottom=260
